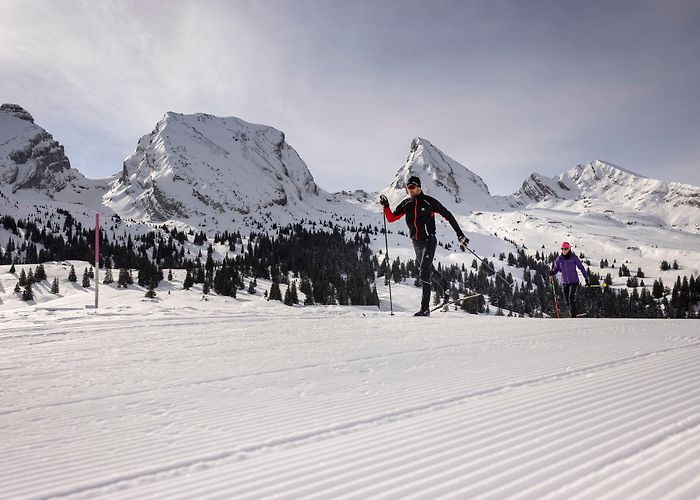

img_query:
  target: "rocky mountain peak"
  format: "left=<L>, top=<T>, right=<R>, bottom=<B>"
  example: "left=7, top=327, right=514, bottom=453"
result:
left=105, top=111, right=320, bottom=224
left=0, top=104, right=80, bottom=195
left=0, top=103, right=34, bottom=123
left=383, top=137, right=502, bottom=211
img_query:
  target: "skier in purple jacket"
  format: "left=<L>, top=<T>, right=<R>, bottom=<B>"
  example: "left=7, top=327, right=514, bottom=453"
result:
left=550, top=242, right=589, bottom=317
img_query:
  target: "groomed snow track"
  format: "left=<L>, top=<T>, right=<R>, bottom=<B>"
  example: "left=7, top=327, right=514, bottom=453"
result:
left=1, top=309, right=699, bottom=499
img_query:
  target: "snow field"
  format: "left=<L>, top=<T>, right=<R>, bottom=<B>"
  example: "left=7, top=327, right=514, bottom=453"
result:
left=1, top=302, right=699, bottom=498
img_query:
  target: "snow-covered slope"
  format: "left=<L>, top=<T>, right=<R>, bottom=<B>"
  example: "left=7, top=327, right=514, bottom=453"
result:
left=381, top=137, right=506, bottom=212
left=0, top=103, right=109, bottom=209
left=104, top=112, right=320, bottom=225
left=1, top=286, right=698, bottom=498
left=511, top=160, right=700, bottom=232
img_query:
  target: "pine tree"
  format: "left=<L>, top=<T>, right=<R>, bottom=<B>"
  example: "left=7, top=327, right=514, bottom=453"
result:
left=82, top=268, right=91, bottom=288
left=103, top=268, right=114, bottom=285
left=14, top=281, right=21, bottom=294
left=183, top=269, right=194, bottom=290
left=22, top=283, right=33, bottom=301
left=9, top=262, right=15, bottom=274
left=35, top=264, right=47, bottom=281
left=51, top=277, right=60, bottom=294
left=68, top=265, right=77, bottom=282
left=283, top=287, right=294, bottom=306
left=19, top=268, right=27, bottom=286
left=290, top=281, right=299, bottom=304
left=117, top=268, right=129, bottom=288
left=247, top=279, right=256, bottom=294
left=168, top=269, right=173, bottom=281
left=269, top=279, right=283, bottom=301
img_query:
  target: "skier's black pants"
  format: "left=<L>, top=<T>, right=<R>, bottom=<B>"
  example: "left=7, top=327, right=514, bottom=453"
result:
left=412, top=236, right=446, bottom=310
left=562, top=284, right=579, bottom=317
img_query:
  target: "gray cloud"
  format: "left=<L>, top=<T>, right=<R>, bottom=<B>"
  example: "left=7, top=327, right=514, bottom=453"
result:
left=1, top=0, right=699, bottom=195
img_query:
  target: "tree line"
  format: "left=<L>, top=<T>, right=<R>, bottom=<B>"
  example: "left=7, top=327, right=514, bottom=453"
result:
left=2, top=212, right=698, bottom=317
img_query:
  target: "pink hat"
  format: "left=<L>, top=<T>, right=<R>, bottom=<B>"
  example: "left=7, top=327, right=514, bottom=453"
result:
left=560, top=242, right=571, bottom=249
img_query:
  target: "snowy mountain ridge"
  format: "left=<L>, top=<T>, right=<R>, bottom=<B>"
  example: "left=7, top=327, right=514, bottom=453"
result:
left=105, top=111, right=321, bottom=225
left=510, top=160, right=700, bottom=231
left=1, top=104, right=699, bottom=281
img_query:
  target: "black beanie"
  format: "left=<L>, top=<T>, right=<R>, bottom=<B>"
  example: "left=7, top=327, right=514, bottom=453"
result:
left=406, top=175, right=421, bottom=187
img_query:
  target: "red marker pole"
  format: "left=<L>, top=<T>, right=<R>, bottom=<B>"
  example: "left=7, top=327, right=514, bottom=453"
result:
left=95, top=214, right=99, bottom=309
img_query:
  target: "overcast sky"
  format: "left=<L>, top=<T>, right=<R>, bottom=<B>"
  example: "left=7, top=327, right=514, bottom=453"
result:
left=2, top=0, right=699, bottom=195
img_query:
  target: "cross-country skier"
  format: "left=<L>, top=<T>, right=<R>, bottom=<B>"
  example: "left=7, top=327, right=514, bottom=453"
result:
left=549, top=242, right=589, bottom=317
left=380, top=175, right=469, bottom=316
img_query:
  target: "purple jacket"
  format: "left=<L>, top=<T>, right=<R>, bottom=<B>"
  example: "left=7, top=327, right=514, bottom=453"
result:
left=551, top=252, right=589, bottom=285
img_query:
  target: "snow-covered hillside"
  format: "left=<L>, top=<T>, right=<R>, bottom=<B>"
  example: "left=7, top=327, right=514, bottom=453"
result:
left=1, top=286, right=699, bottom=498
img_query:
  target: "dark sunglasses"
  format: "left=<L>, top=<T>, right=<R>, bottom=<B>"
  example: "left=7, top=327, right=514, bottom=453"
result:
left=406, top=183, right=418, bottom=190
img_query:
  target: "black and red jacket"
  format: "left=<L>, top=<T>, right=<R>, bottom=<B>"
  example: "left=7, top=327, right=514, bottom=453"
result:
left=384, top=193, right=464, bottom=241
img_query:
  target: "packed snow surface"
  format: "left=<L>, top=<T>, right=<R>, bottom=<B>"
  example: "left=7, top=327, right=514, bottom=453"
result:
left=2, top=292, right=699, bottom=498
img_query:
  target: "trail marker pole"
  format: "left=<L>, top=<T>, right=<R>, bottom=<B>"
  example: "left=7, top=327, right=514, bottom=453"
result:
left=95, top=213, right=99, bottom=309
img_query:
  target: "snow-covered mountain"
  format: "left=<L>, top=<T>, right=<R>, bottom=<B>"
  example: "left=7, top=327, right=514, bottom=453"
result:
left=381, top=137, right=505, bottom=212
left=510, top=160, right=700, bottom=232
left=1, top=104, right=698, bottom=283
left=104, top=112, right=320, bottom=225
left=0, top=103, right=108, bottom=208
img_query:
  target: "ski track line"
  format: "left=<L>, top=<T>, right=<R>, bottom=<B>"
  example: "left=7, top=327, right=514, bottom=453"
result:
left=24, top=344, right=696, bottom=500
left=230, top=350, right=700, bottom=498
left=1, top=334, right=691, bottom=422
left=94, top=348, right=700, bottom=500
left=3, top=321, right=697, bottom=498
left=0, top=341, right=479, bottom=416
left=394, top=368, right=700, bottom=499
left=4, top=336, right=684, bottom=463
left=0, top=350, right=636, bottom=494
left=2, top=332, right=696, bottom=438
left=564, top=425, right=700, bottom=499
left=219, top=353, right=700, bottom=500
left=473, top=403, right=700, bottom=499
left=2, top=327, right=629, bottom=419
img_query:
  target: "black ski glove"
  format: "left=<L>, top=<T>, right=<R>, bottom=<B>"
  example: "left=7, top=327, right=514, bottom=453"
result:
left=379, top=195, right=389, bottom=208
left=458, top=235, right=469, bottom=251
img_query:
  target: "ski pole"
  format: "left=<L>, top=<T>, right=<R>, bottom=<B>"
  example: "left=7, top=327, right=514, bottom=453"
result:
left=464, top=245, right=514, bottom=289
left=382, top=211, right=394, bottom=316
left=550, top=279, right=560, bottom=319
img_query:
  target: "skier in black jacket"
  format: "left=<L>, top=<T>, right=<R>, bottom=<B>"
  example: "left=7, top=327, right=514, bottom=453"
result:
left=380, top=175, right=469, bottom=316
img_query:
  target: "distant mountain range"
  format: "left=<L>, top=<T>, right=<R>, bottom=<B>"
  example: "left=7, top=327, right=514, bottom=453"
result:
left=1, top=103, right=699, bottom=275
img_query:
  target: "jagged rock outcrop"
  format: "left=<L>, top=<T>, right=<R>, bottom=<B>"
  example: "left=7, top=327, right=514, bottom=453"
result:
left=0, top=103, right=81, bottom=195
